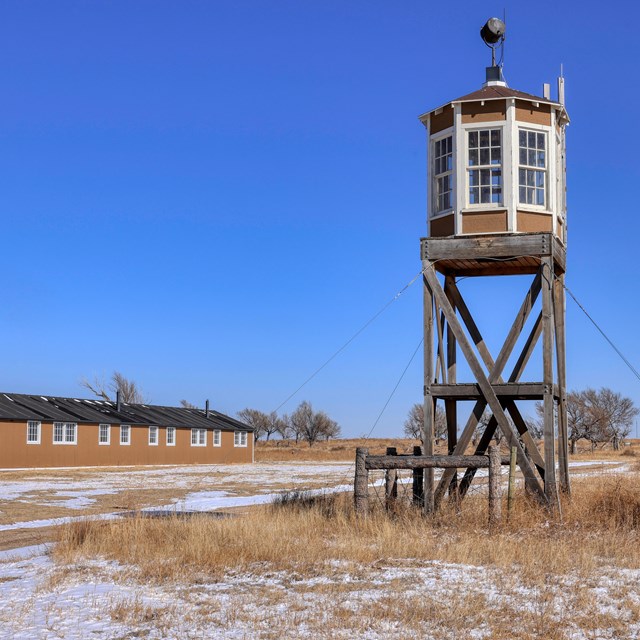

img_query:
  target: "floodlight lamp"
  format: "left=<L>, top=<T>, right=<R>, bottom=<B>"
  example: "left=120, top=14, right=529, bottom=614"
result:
left=480, top=18, right=506, bottom=46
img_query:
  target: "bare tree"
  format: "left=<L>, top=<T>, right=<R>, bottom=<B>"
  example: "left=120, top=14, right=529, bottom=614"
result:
left=404, top=403, right=447, bottom=444
left=288, top=401, right=340, bottom=447
left=236, top=409, right=286, bottom=442
left=180, top=400, right=198, bottom=409
left=536, top=388, right=638, bottom=453
left=81, top=371, right=147, bottom=404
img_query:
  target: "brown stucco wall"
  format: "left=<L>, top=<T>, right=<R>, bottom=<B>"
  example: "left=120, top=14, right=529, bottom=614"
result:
left=0, top=421, right=253, bottom=468
left=429, top=107, right=454, bottom=134
left=517, top=211, right=553, bottom=233
left=461, top=210, right=508, bottom=234
left=515, top=100, right=551, bottom=126
left=430, top=214, right=455, bottom=237
left=461, top=101, right=506, bottom=123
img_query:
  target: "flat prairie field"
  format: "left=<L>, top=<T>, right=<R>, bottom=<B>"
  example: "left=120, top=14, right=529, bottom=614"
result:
left=0, top=440, right=638, bottom=639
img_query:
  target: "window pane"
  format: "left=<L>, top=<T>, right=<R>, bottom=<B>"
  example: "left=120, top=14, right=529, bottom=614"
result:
left=491, top=169, right=501, bottom=186
left=519, top=148, right=527, bottom=165
left=528, top=131, right=536, bottom=147
left=469, top=170, right=477, bottom=187
left=519, top=186, right=526, bottom=203
left=519, top=130, right=527, bottom=146
left=469, top=187, right=479, bottom=204
left=528, top=149, right=536, bottom=166
left=527, top=171, right=535, bottom=186
left=469, top=131, right=478, bottom=148
left=447, top=137, right=452, bottom=153
left=537, top=151, right=545, bottom=168
left=491, top=147, right=501, bottom=164
left=480, top=169, right=490, bottom=185
left=481, top=186, right=491, bottom=203
left=469, top=149, right=478, bottom=166
left=491, top=188, right=501, bottom=203
left=491, top=129, right=500, bottom=146
left=536, top=189, right=545, bottom=206
left=537, top=133, right=545, bottom=150
left=480, top=148, right=490, bottom=165
left=528, top=187, right=535, bottom=203
left=535, top=171, right=544, bottom=188
left=479, top=130, right=489, bottom=147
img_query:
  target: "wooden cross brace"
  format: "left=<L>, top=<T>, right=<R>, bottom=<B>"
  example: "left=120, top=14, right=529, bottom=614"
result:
left=422, top=263, right=552, bottom=507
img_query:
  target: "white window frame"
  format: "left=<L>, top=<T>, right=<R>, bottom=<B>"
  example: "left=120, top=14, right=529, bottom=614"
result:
left=53, top=422, right=77, bottom=445
left=517, top=127, right=547, bottom=210
left=191, top=428, right=207, bottom=447
left=120, top=424, right=131, bottom=446
left=166, top=426, right=176, bottom=446
left=234, top=431, right=247, bottom=447
left=465, top=126, right=504, bottom=208
left=27, top=421, right=41, bottom=445
left=148, top=426, right=158, bottom=446
left=431, top=133, right=454, bottom=217
left=98, top=423, right=111, bottom=446
left=213, top=430, right=221, bottom=447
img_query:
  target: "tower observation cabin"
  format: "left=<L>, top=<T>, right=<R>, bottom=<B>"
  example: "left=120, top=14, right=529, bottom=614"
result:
left=421, top=50, right=569, bottom=240
left=419, top=18, right=571, bottom=511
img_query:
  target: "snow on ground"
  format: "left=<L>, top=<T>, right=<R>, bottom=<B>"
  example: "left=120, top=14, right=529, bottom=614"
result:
left=1, top=549, right=639, bottom=639
left=0, top=462, right=354, bottom=504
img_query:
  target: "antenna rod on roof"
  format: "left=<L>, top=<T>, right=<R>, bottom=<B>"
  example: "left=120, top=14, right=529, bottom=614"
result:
left=205, top=399, right=210, bottom=418
left=116, top=390, right=121, bottom=412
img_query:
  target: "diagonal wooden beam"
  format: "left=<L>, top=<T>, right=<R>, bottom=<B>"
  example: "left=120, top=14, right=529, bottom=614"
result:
left=434, top=300, right=447, bottom=384
left=433, top=273, right=545, bottom=504
left=424, top=266, right=546, bottom=503
left=458, top=313, right=545, bottom=496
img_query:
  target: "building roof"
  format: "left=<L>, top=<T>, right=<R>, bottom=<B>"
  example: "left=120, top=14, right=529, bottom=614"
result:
left=451, top=84, right=559, bottom=106
left=420, top=83, right=569, bottom=123
left=0, top=393, right=253, bottom=431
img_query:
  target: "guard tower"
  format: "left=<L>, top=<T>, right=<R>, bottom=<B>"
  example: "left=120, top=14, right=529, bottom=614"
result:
left=420, top=19, right=570, bottom=510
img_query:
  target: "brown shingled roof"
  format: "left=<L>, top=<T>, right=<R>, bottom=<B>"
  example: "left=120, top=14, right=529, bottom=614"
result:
left=419, top=83, right=567, bottom=123
left=451, top=84, right=557, bottom=105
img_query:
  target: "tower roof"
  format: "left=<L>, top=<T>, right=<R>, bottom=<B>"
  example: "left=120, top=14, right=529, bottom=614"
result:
left=420, top=84, right=569, bottom=124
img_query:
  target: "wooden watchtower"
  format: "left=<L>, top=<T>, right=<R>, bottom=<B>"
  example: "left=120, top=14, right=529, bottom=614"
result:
left=420, top=20, right=570, bottom=510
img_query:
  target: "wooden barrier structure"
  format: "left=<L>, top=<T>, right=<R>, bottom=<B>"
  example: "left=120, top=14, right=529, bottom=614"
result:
left=354, top=446, right=504, bottom=527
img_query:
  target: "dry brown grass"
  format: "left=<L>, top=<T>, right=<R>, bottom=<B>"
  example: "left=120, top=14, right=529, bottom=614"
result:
left=255, top=437, right=448, bottom=462
left=256, top=436, right=640, bottom=463
left=55, top=474, right=640, bottom=582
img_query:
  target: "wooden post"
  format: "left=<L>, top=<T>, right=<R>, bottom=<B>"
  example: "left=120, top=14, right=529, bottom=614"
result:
left=423, top=266, right=435, bottom=513
left=385, top=447, right=398, bottom=511
left=444, top=275, right=458, bottom=497
left=354, top=447, right=369, bottom=514
left=554, top=273, right=570, bottom=495
left=507, top=445, right=517, bottom=519
left=488, top=445, right=502, bottom=528
left=412, top=445, right=424, bottom=506
left=541, top=258, right=559, bottom=510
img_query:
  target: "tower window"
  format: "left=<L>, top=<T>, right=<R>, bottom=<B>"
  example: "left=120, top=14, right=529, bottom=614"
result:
left=433, top=136, right=453, bottom=214
left=467, top=129, right=502, bottom=205
left=518, top=130, right=546, bottom=207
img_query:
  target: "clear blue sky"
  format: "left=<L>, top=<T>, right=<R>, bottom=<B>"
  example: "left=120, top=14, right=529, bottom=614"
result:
left=2, top=1, right=639, bottom=438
